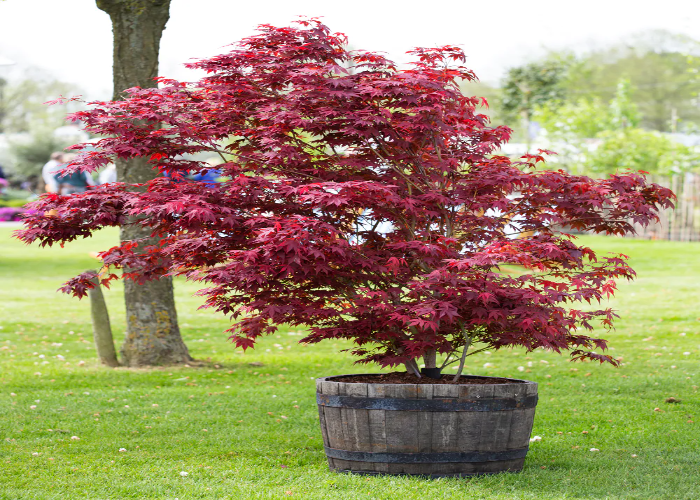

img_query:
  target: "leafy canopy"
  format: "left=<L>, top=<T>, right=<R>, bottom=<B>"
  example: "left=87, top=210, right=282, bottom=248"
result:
left=535, top=78, right=699, bottom=176
left=499, top=57, right=568, bottom=123
left=16, top=20, right=674, bottom=373
left=584, top=129, right=700, bottom=176
left=561, top=31, right=700, bottom=133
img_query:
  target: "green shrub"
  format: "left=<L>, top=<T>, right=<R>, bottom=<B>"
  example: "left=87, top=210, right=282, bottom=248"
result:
left=0, top=199, right=28, bottom=208
left=583, top=128, right=700, bottom=176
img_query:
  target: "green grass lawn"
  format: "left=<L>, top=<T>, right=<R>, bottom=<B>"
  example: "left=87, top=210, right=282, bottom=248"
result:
left=0, top=226, right=698, bottom=499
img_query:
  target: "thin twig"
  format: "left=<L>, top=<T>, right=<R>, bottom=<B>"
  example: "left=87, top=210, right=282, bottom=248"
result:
left=452, top=336, right=472, bottom=382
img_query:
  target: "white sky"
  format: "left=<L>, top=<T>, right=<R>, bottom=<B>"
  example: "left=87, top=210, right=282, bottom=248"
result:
left=1, top=0, right=699, bottom=100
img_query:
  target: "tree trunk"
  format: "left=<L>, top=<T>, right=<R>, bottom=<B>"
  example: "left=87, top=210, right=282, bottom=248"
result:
left=423, top=348, right=437, bottom=369
left=97, top=0, right=171, bottom=101
left=87, top=271, right=120, bottom=367
left=97, top=0, right=191, bottom=366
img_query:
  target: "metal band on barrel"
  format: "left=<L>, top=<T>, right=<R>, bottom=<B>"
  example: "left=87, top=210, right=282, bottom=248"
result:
left=324, top=446, right=529, bottom=463
left=316, top=393, right=538, bottom=412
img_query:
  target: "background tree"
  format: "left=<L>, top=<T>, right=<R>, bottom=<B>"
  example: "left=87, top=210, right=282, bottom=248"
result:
left=1, top=73, right=81, bottom=133
left=534, top=76, right=698, bottom=176
left=561, top=31, right=700, bottom=132
left=7, top=129, right=75, bottom=180
left=460, top=79, right=500, bottom=122
left=498, top=57, right=568, bottom=148
left=95, top=0, right=191, bottom=366
left=0, top=71, right=83, bottom=184
left=582, top=128, right=700, bottom=176
left=608, top=78, right=641, bottom=130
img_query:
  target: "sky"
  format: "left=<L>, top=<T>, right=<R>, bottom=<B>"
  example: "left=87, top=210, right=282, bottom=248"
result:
left=0, top=0, right=699, bottom=100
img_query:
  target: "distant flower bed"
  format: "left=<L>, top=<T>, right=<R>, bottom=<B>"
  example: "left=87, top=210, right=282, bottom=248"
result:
left=0, top=207, right=27, bottom=222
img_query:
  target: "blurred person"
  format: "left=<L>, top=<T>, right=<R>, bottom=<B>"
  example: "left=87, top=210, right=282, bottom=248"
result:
left=190, top=157, right=223, bottom=187
left=98, top=164, right=117, bottom=184
left=54, top=154, right=95, bottom=195
left=0, top=163, right=7, bottom=195
left=190, top=167, right=222, bottom=187
left=42, top=152, right=65, bottom=192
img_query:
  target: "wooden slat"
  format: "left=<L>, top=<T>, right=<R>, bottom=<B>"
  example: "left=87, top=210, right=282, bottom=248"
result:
left=431, top=384, right=460, bottom=466
left=415, top=384, right=434, bottom=399
left=432, top=384, right=459, bottom=399
left=384, top=385, right=419, bottom=454
left=321, top=381, right=345, bottom=452
left=511, top=408, right=536, bottom=449
left=365, top=383, right=388, bottom=473
left=387, top=462, right=430, bottom=475
left=316, top=379, right=331, bottom=469
left=318, top=404, right=330, bottom=449
left=341, top=383, right=371, bottom=452
left=506, top=382, right=538, bottom=450
left=416, top=382, right=435, bottom=455
left=484, top=385, right=514, bottom=451
left=523, top=382, right=538, bottom=441
left=468, top=385, right=496, bottom=452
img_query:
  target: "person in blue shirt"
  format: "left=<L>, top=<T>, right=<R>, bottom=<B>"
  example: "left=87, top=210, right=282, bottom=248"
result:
left=53, top=154, right=95, bottom=194
left=190, top=168, right=222, bottom=187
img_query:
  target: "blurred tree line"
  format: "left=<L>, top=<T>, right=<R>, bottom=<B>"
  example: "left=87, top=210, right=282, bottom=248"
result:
left=489, top=30, right=700, bottom=176
left=3, top=30, right=700, bottom=184
left=0, top=69, right=84, bottom=187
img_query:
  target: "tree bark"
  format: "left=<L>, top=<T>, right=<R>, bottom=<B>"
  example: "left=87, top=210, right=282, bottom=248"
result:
left=97, top=0, right=191, bottom=366
left=423, top=348, right=437, bottom=369
left=87, top=271, right=120, bottom=367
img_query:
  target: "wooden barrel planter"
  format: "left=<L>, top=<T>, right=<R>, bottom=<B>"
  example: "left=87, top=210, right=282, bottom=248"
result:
left=316, top=374, right=538, bottom=477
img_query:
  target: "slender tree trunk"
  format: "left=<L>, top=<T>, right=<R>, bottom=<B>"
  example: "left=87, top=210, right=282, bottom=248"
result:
left=423, top=348, right=437, bottom=369
left=452, top=338, right=471, bottom=382
left=522, top=108, right=532, bottom=151
left=97, top=0, right=191, bottom=366
left=87, top=271, right=120, bottom=367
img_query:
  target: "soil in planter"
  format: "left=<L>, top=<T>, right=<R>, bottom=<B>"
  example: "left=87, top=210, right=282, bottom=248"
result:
left=336, top=372, right=526, bottom=385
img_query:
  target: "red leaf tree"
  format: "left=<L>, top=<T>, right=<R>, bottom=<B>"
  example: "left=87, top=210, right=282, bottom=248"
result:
left=16, top=20, right=674, bottom=378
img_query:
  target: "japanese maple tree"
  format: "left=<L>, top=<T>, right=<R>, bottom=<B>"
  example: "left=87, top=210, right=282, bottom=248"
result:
left=17, top=20, right=674, bottom=378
